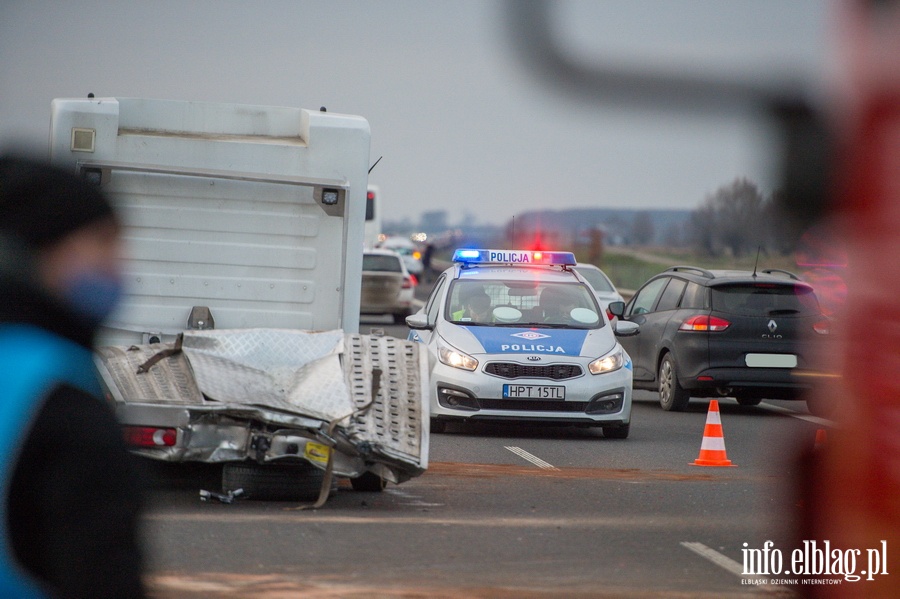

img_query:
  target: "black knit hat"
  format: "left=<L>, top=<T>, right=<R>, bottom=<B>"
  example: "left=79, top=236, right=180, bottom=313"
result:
left=0, top=154, right=116, bottom=249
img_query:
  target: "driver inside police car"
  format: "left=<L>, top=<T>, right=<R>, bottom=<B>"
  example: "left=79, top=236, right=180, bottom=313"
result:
left=452, top=288, right=493, bottom=322
left=540, top=286, right=580, bottom=322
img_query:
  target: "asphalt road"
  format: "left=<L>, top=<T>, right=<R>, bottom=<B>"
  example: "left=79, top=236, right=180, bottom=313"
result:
left=141, top=314, right=832, bottom=598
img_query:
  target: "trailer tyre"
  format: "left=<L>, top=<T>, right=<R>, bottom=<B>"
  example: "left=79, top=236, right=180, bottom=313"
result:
left=222, top=462, right=328, bottom=502
left=350, top=471, right=387, bottom=492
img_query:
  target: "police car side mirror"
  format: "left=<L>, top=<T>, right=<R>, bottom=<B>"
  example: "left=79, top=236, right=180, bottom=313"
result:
left=406, top=313, right=431, bottom=330
left=614, top=320, right=639, bottom=337
left=608, top=301, right=625, bottom=318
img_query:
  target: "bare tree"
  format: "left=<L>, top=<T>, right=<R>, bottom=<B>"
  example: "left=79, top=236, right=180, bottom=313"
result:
left=691, top=178, right=767, bottom=256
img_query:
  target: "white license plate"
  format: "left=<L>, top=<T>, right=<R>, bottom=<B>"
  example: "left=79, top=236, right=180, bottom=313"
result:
left=745, top=353, right=797, bottom=368
left=502, top=384, right=565, bottom=399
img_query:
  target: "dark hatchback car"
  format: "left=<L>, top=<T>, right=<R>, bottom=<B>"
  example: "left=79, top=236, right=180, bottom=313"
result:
left=612, top=266, right=831, bottom=414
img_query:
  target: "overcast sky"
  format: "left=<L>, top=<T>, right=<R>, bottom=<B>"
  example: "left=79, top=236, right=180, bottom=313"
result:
left=0, top=0, right=830, bottom=227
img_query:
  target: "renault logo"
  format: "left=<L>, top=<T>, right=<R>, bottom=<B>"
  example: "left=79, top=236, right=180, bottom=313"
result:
left=767, top=319, right=778, bottom=333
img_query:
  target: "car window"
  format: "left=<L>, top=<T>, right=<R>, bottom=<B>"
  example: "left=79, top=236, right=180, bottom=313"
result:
left=680, top=281, right=708, bottom=309
left=426, top=275, right=447, bottom=325
left=655, top=278, right=687, bottom=312
left=710, top=283, right=820, bottom=316
left=385, top=246, right=413, bottom=257
left=363, top=254, right=402, bottom=272
left=447, top=279, right=601, bottom=328
left=575, top=267, right=615, bottom=292
left=627, top=277, right=668, bottom=316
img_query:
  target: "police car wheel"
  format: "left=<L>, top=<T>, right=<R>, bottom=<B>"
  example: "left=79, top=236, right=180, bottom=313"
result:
left=658, top=353, right=690, bottom=412
left=603, top=423, right=630, bottom=439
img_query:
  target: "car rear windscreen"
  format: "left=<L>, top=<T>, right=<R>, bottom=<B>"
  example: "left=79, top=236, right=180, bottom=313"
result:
left=575, top=267, right=615, bottom=292
left=710, top=284, right=820, bottom=317
left=363, top=254, right=402, bottom=272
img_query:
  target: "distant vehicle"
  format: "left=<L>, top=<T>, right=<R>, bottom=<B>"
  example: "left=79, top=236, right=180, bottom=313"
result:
left=613, top=266, right=832, bottom=414
left=573, top=263, right=624, bottom=315
left=407, top=248, right=638, bottom=437
left=361, top=249, right=416, bottom=323
left=378, top=235, right=424, bottom=275
left=364, top=185, right=381, bottom=249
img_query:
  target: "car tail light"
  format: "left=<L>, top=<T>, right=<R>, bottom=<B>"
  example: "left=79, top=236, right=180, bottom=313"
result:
left=679, top=315, right=731, bottom=332
left=123, top=426, right=177, bottom=447
left=606, top=309, right=614, bottom=321
left=813, top=320, right=831, bottom=335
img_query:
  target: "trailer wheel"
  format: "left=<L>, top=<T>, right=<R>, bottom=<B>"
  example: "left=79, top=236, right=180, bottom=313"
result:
left=350, top=471, right=387, bottom=492
left=222, top=461, right=328, bottom=502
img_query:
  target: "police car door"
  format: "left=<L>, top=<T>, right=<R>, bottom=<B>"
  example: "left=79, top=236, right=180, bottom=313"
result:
left=409, top=274, right=447, bottom=345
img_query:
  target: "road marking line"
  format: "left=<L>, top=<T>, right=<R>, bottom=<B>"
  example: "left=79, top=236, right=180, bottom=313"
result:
left=504, top=446, right=559, bottom=470
left=681, top=542, right=776, bottom=590
left=680, top=542, right=744, bottom=576
left=385, top=488, right=444, bottom=507
left=758, top=402, right=834, bottom=426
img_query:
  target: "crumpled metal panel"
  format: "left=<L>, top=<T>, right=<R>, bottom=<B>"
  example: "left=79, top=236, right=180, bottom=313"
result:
left=343, top=334, right=429, bottom=470
left=95, top=344, right=205, bottom=404
left=180, top=328, right=352, bottom=422
left=96, top=329, right=428, bottom=473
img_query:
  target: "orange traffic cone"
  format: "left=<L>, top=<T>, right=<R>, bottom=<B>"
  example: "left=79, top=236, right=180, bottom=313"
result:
left=814, top=429, right=828, bottom=451
left=691, top=400, right=736, bottom=467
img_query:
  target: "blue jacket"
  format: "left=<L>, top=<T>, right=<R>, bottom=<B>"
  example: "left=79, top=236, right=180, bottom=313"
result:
left=0, top=325, right=102, bottom=598
left=0, top=275, right=144, bottom=599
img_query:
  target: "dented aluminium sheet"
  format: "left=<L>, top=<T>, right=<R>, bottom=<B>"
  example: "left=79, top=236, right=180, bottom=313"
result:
left=95, top=329, right=429, bottom=481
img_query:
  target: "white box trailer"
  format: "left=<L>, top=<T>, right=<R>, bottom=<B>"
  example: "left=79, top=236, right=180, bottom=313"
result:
left=49, top=97, right=428, bottom=501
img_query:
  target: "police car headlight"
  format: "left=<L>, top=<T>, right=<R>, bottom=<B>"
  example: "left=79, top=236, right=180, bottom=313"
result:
left=438, top=343, right=478, bottom=371
left=589, top=348, right=624, bottom=375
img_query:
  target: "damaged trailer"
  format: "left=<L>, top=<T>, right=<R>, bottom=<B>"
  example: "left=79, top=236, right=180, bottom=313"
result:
left=50, top=97, right=428, bottom=502
left=96, top=328, right=429, bottom=502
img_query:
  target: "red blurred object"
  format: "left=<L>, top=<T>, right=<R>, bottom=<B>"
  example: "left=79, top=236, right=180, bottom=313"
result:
left=802, top=1, right=900, bottom=596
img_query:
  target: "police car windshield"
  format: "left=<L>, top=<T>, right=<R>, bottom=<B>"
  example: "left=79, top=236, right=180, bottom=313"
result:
left=447, top=280, right=603, bottom=328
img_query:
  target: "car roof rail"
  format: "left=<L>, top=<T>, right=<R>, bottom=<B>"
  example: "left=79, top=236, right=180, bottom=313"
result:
left=666, top=265, right=715, bottom=278
left=760, top=268, right=801, bottom=281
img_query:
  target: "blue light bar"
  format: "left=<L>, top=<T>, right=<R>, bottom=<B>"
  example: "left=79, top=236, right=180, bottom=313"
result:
left=452, top=248, right=577, bottom=266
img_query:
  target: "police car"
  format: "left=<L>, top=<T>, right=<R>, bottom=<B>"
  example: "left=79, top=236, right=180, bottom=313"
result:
left=406, top=249, right=638, bottom=438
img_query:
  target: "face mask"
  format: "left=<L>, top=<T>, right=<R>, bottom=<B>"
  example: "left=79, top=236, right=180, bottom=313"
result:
left=61, top=271, right=123, bottom=325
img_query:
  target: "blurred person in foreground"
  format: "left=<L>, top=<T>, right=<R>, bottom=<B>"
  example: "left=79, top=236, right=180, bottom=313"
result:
left=0, top=155, right=145, bottom=598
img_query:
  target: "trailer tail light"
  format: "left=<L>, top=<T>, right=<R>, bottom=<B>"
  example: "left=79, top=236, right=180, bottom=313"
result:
left=123, top=426, right=177, bottom=447
left=679, top=315, right=731, bottom=332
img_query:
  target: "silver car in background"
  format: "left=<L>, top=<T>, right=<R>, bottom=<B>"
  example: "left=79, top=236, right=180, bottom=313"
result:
left=574, top=263, right=624, bottom=317
left=361, top=249, right=417, bottom=323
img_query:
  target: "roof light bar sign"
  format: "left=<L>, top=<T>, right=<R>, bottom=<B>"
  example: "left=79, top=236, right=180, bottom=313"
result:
left=452, top=249, right=576, bottom=266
